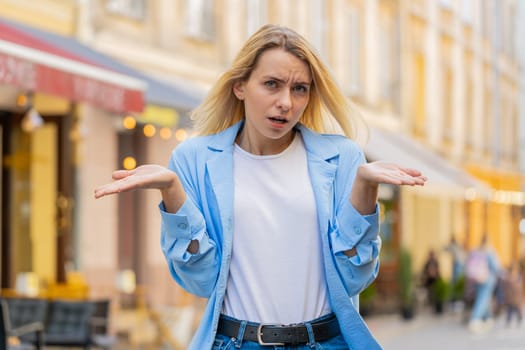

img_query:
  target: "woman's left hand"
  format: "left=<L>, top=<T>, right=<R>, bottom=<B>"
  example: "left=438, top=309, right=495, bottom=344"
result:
left=350, top=161, right=426, bottom=215
left=357, top=161, right=427, bottom=187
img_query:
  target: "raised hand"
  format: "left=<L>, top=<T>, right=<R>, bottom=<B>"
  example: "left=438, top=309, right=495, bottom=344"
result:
left=351, top=161, right=427, bottom=215
left=357, top=161, right=427, bottom=187
left=94, top=164, right=179, bottom=199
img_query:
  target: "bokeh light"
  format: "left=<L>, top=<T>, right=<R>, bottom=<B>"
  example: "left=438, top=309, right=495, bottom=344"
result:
left=159, top=127, right=172, bottom=140
left=175, top=128, right=188, bottom=142
left=122, top=156, right=136, bottom=170
left=122, top=115, right=136, bottom=129
left=143, top=124, right=156, bottom=137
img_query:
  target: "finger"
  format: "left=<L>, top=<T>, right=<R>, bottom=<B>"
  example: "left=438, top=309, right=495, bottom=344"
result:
left=112, top=169, right=134, bottom=180
left=94, top=187, right=110, bottom=199
left=405, top=175, right=427, bottom=186
left=389, top=172, right=424, bottom=186
left=400, top=167, right=423, bottom=177
left=94, top=184, right=121, bottom=198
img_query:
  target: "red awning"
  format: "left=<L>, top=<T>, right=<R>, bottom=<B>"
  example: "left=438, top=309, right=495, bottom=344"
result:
left=0, top=21, right=145, bottom=113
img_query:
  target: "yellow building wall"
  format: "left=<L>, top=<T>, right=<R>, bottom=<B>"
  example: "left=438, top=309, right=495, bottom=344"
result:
left=467, top=199, right=485, bottom=249
left=31, top=124, right=57, bottom=285
left=0, top=0, right=76, bottom=35
left=466, top=165, right=523, bottom=266
left=402, top=192, right=460, bottom=276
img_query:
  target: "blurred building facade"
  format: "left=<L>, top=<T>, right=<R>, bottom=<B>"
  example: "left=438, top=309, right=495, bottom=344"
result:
left=0, top=0, right=523, bottom=317
left=518, top=0, right=525, bottom=248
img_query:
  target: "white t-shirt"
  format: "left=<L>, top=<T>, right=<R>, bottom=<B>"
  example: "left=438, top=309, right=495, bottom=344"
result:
left=222, top=133, right=332, bottom=324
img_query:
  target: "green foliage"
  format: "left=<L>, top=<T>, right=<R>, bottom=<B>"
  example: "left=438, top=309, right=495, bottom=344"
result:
left=359, top=282, right=376, bottom=316
left=451, top=275, right=465, bottom=300
left=399, top=249, right=414, bottom=306
left=432, top=277, right=450, bottom=302
left=360, top=282, right=376, bottom=305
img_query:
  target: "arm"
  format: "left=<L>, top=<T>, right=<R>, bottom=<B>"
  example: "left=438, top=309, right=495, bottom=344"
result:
left=329, top=144, right=426, bottom=295
left=94, top=165, right=198, bottom=254
left=94, top=151, right=220, bottom=297
left=345, top=161, right=426, bottom=257
left=159, top=150, right=221, bottom=297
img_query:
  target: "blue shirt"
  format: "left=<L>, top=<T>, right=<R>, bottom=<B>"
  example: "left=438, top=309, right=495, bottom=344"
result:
left=159, top=122, right=382, bottom=349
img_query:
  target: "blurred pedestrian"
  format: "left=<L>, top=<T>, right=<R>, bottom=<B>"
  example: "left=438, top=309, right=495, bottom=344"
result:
left=501, top=261, right=523, bottom=327
left=444, top=236, right=465, bottom=292
left=464, top=234, right=501, bottom=333
left=421, top=249, right=440, bottom=306
left=95, top=24, right=426, bottom=350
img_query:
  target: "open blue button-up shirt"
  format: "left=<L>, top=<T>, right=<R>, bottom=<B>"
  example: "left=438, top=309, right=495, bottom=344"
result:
left=159, top=122, right=382, bottom=350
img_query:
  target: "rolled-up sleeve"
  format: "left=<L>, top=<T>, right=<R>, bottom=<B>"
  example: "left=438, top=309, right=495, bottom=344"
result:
left=330, top=199, right=381, bottom=296
left=331, top=200, right=380, bottom=265
left=160, top=198, right=206, bottom=261
left=159, top=197, right=218, bottom=297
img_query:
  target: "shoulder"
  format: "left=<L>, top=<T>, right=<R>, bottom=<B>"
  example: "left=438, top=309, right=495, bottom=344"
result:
left=324, top=133, right=362, bottom=153
left=174, top=134, right=213, bottom=152
left=297, top=124, right=364, bottom=159
left=171, top=135, right=211, bottom=159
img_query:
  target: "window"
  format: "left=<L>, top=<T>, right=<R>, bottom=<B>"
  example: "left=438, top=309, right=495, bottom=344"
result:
left=442, top=65, right=453, bottom=146
left=465, top=72, right=474, bottom=151
left=510, top=104, right=519, bottom=163
left=412, top=53, right=426, bottom=139
left=246, top=0, right=268, bottom=37
left=378, top=15, right=399, bottom=109
left=481, top=0, right=492, bottom=39
left=439, top=0, right=453, bottom=9
left=503, top=3, right=516, bottom=57
left=106, top=0, right=146, bottom=20
left=460, top=0, right=473, bottom=24
left=310, top=0, right=326, bottom=54
left=185, top=0, right=215, bottom=41
left=345, top=4, right=362, bottom=96
left=483, top=83, right=493, bottom=157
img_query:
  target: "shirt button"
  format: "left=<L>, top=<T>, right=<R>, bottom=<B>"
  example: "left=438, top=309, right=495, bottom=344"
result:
left=178, top=223, right=188, bottom=230
left=354, top=227, right=362, bottom=234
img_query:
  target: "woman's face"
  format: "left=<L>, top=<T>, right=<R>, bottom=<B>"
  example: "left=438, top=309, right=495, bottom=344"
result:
left=233, top=47, right=311, bottom=154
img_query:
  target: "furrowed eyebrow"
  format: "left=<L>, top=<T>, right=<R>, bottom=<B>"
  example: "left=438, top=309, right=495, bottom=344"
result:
left=264, top=75, right=286, bottom=83
left=263, top=75, right=311, bottom=86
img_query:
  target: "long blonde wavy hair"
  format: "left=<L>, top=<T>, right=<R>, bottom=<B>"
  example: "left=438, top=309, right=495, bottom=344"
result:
left=191, top=24, right=366, bottom=142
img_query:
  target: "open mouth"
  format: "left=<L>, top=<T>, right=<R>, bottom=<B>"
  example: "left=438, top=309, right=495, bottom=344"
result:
left=268, top=116, right=288, bottom=124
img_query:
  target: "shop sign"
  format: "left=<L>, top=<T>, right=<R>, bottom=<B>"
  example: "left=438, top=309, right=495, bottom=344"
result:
left=0, top=52, right=143, bottom=113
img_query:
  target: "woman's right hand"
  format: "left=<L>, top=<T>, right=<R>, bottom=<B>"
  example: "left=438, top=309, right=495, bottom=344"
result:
left=95, top=164, right=186, bottom=213
left=94, top=164, right=179, bottom=198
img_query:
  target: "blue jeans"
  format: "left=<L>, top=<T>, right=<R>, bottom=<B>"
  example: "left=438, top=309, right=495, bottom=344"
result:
left=213, top=314, right=349, bottom=350
left=470, top=276, right=497, bottom=321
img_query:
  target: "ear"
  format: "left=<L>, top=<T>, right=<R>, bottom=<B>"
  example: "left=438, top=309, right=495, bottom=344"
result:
left=232, top=81, right=245, bottom=100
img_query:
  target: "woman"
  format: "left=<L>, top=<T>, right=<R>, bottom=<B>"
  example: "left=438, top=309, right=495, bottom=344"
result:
left=95, top=24, right=426, bottom=349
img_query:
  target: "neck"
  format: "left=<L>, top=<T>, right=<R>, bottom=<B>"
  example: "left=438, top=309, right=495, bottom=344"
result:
left=236, top=129, right=295, bottom=155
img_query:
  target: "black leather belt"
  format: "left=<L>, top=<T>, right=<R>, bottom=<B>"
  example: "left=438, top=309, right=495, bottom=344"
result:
left=217, top=314, right=341, bottom=346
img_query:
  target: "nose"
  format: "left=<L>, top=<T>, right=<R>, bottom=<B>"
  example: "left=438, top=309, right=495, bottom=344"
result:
left=276, top=89, right=292, bottom=112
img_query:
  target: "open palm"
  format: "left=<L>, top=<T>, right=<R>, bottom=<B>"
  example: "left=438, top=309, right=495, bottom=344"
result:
left=359, top=161, right=427, bottom=187
left=94, top=164, right=177, bottom=199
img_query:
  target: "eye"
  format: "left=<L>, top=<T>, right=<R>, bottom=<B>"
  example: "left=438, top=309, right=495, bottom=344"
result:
left=292, top=84, right=309, bottom=94
left=264, top=80, right=278, bottom=88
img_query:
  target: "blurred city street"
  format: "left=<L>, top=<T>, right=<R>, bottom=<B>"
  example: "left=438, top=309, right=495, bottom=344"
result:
left=104, top=303, right=525, bottom=350
left=368, top=307, right=525, bottom=350
left=1, top=1, right=525, bottom=349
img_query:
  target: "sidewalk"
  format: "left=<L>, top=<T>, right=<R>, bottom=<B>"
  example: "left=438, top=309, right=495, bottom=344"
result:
left=109, top=303, right=525, bottom=350
left=366, top=306, right=525, bottom=350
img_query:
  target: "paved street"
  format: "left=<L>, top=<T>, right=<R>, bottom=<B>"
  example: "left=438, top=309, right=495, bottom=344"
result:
left=367, top=307, right=525, bottom=350
left=108, top=304, right=525, bottom=349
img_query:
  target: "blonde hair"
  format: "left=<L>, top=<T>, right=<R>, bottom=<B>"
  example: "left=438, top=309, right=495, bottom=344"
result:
left=191, top=24, right=366, bottom=141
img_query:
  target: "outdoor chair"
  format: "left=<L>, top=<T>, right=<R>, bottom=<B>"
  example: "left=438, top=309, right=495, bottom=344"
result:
left=0, top=299, right=43, bottom=350
left=42, top=300, right=95, bottom=349
left=3, top=298, right=47, bottom=348
left=90, top=299, right=116, bottom=349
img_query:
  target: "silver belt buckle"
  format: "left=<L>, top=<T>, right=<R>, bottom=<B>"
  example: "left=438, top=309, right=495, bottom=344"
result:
left=256, top=324, right=286, bottom=346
